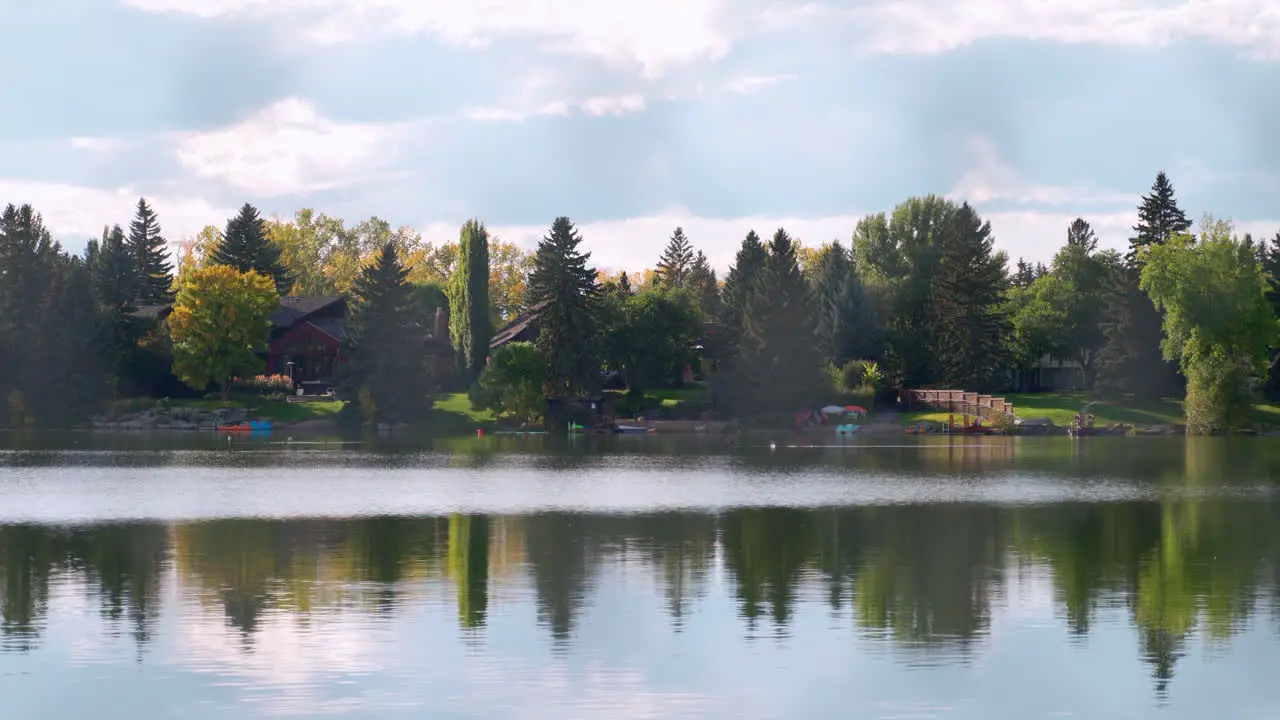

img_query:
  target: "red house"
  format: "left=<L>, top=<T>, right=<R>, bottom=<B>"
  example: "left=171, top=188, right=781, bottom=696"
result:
left=133, top=295, right=454, bottom=392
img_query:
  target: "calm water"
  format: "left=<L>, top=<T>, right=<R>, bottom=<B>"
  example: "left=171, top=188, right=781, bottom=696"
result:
left=2, top=434, right=1279, bottom=719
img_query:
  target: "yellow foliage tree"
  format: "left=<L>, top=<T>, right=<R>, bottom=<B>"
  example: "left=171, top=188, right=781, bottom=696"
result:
left=167, top=265, right=281, bottom=400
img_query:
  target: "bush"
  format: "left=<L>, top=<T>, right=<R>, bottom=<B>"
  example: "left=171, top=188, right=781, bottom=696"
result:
left=231, top=374, right=294, bottom=395
left=470, top=342, right=547, bottom=426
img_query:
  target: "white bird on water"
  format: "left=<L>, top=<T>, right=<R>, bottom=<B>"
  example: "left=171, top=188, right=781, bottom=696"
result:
left=769, top=442, right=776, bottom=451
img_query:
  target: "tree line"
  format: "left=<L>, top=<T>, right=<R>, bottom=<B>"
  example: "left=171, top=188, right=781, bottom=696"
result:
left=2, top=170, right=1278, bottom=430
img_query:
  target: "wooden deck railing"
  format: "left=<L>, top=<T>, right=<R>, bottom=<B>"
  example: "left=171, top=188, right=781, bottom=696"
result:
left=901, top=389, right=1018, bottom=423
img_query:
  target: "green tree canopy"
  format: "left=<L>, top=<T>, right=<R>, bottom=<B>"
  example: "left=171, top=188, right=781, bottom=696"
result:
left=209, top=203, right=294, bottom=295
left=1140, top=217, right=1276, bottom=433
left=656, top=227, right=695, bottom=288
left=340, top=243, right=432, bottom=424
left=167, top=265, right=280, bottom=401
left=448, top=219, right=493, bottom=384
left=527, top=217, right=599, bottom=399
left=127, top=197, right=173, bottom=303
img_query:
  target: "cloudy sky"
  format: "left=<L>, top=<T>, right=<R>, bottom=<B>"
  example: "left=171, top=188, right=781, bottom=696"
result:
left=3, top=0, right=1279, bottom=272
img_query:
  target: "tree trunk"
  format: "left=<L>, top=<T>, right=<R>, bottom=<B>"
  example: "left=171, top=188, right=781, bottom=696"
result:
left=220, top=379, right=230, bottom=402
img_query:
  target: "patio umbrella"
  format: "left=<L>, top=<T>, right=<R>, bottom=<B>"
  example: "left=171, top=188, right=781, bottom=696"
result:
left=821, top=405, right=845, bottom=415
left=845, top=405, right=868, bottom=414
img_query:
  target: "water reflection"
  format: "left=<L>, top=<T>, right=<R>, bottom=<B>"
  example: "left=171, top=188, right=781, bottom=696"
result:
left=4, top=500, right=1278, bottom=698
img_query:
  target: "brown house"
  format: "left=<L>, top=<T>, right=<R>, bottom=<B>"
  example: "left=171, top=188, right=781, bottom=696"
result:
left=132, top=295, right=453, bottom=389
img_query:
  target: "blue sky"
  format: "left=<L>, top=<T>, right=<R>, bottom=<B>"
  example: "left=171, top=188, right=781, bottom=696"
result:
left=2, top=0, right=1279, bottom=272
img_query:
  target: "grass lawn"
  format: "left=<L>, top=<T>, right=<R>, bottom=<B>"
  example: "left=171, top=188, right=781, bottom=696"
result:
left=644, top=386, right=707, bottom=408
left=182, top=398, right=344, bottom=423
left=899, top=391, right=1182, bottom=427
left=424, top=392, right=497, bottom=433
left=900, top=391, right=1280, bottom=429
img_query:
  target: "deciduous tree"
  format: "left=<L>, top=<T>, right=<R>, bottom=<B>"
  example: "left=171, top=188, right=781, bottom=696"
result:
left=166, top=265, right=280, bottom=401
left=448, top=219, right=493, bottom=383
left=1140, top=217, right=1275, bottom=433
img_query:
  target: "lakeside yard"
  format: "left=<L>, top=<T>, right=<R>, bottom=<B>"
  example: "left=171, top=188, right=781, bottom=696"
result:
left=899, top=391, right=1280, bottom=429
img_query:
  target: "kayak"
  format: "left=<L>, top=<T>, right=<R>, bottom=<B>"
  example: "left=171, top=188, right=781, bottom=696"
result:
left=217, top=420, right=273, bottom=433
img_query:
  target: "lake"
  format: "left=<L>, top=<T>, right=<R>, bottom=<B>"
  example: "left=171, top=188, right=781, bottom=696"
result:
left=1, top=434, right=1278, bottom=719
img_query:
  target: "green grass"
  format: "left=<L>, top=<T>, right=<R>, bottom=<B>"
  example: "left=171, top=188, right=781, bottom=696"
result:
left=900, top=391, right=1280, bottom=429
left=899, top=391, right=1183, bottom=427
left=644, top=386, right=707, bottom=408
left=421, top=392, right=497, bottom=434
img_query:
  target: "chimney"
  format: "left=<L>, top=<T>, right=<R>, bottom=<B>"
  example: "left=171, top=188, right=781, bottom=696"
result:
left=433, top=306, right=448, bottom=343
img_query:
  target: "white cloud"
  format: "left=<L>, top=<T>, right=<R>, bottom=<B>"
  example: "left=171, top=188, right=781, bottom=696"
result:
left=0, top=179, right=233, bottom=248
left=464, top=94, right=645, bottom=122
left=69, top=136, right=126, bottom=153
left=725, top=74, right=797, bottom=94
left=949, top=135, right=1138, bottom=207
left=423, top=206, right=1280, bottom=274
left=580, top=93, right=647, bottom=116
left=121, top=0, right=800, bottom=79
left=174, top=97, right=411, bottom=196
left=849, top=0, right=1280, bottom=58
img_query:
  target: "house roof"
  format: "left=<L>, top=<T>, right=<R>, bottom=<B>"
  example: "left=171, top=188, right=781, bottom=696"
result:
left=271, top=296, right=344, bottom=328
left=490, top=299, right=550, bottom=348
left=308, top=317, right=347, bottom=342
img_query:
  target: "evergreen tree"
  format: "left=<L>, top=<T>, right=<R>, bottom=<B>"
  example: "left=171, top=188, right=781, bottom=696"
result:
left=1066, top=217, right=1098, bottom=252
left=618, top=271, right=632, bottom=295
left=127, top=197, right=173, bottom=303
left=720, top=230, right=767, bottom=330
left=340, top=243, right=431, bottom=424
left=1128, top=171, right=1192, bottom=266
left=208, top=203, right=293, bottom=295
left=1013, top=258, right=1035, bottom=289
left=527, top=217, right=600, bottom=399
left=685, top=250, right=720, bottom=320
left=1257, top=233, right=1280, bottom=399
left=812, top=245, right=883, bottom=366
left=656, top=227, right=695, bottom=288
left=0, top=205, right=109, bottom=427
left=448, top=219, right=493, bottom=384
left=1098, top=172, right=1191, bottom=399
left=92, top=225, right=137, bottom=312
left=931, top=203, right=1011, bottom=391
left=733, top=228, right=828, bottom=422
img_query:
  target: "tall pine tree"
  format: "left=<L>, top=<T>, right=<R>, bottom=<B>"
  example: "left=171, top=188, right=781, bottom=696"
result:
left=812, top=243, right=882, bottom=366
left=340, top=243, right=430, bottom=424
left=208, top=203, right=294, bottom=295
left=527, top=217, right=600, bottom=399
left=656, top=227, right=695, bottom=288
left=1097, top=171, right=1191, bottom=399
left=448, top=219, right=493, bottom=384
left=127, top=197, right=173, bottom=303
left=720, top=230, right=767, bottom=330
left=685, top=250, right=720, bottom=320
left=931, top=203, right=1011, bottom=391
left=733, top=228, right=828, bottom=422
left=92, top=225, right=137, bottom=312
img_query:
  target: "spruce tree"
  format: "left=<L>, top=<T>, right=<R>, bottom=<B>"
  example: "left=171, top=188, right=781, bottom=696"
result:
left=735, top=228, right=828, bottom=422
left=720, top=230, right=767, bottom=330
left=813, top=243, right=882, bottom=365
left=931, top=203, right=1011, bottom=391
left=448, top=219, right=493, bottom=383
left=685, top=250, right=720, bottom=319
left=340, top=243, right=430, bottom=424
left=1012, top=258, right=1034, bottom=289
left=1128, top=171, right=1192, bottom=265
left=656, top=227, right=695, bottom=288
left=1098, top=171, right=1191, bottom=399
left=93, top=225, right=138, bottom=312
left=127, top=197, right=173, bottom=303
left=527, top=217, right=600, bottom=399
left=1066, top=217, right=1098, bottom=252
left=209, top=203, right=294, bottom=295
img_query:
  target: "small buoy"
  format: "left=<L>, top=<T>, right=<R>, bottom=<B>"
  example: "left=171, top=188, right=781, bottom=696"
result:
left=769, top=442, right=776, bottom=450
left=477, top=428, right=484, bottom=437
